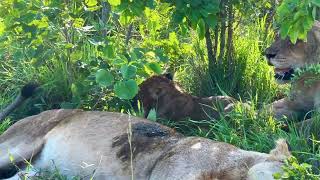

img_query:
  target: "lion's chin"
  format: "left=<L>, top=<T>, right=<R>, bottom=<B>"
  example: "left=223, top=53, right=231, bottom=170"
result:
left=274, top=68, right=294, bottom=83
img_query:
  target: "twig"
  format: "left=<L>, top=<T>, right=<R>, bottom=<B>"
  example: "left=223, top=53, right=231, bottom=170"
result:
left=125, top=23, right=133, bottom=47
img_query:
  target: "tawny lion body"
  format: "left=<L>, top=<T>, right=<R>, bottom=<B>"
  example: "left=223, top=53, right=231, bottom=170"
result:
left=136, top=74, right=236, bottom=120
left=0, top=109, right=289, bottom=180
left=265, top=21, right=320, bottom=126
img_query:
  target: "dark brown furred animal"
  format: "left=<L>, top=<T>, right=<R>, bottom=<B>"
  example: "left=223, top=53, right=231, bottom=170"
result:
left=136, top=75, right=236, bottom=121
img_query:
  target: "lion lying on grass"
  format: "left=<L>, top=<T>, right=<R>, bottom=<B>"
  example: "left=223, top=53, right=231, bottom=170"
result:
left=0, top=109, right=290, bottom=180
left=265, top=21, right=320, bottom=129
left=135, top=73, right=236, bottom=121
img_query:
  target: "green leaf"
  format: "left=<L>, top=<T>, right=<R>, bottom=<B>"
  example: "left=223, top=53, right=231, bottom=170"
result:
left=85, top=0, right=98, bottom=7
left=288, top=26, right=299, bottom=44
left=168, top=32, right=179, bottom=45
left=119, top=11, right=133, bottom=25
left=108, top=0, right=121, bottom=6
left=104, top=44, right=115, bottom=59
left=112, top=58, right=127, bottom=66
left=147, top=108, right=157, bottom=121
left=74, top=18, right=85, bottom=28
left=64, top=43, right=74, bottom=49
left=120, top=64, right=137, bottom=79
left=71, top=82, right=87, bottom=96
left=197, top=18, right=206, bottom=40
left=29, top=16, right=49, bottom=29
left=265, top=2, right=272, bottom=9
left=172, top=11, right=184, bottom=23
left=155, top=48, right=169, bottom=62
left=70, top=51, right=83, bottom=61
left=293, top=11, right=305, bottom=22
left=133, top=48, right=145, bottom=59
left=145, top=51, right=156, bottom=59
left=280, top=22, right=291, bottom=39
left=206, top=14, right=217, bottom=29
left=114, top=79, right=138, bottom=99
left=272, top=172, right=282, bottom=179
left=312, top=0, right=320, bottom=7
left=303, top=16, right=314, bottom=33
left=179, top=23, right=188, bottom=36
left=95, top=69, right=114, bottom=87
left=147, top=62, right=162, bottom=74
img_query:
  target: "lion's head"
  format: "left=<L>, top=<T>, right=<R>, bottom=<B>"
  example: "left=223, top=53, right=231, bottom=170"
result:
left=265, top=21, right=320, bottom=83
left=134, top=73, right=188, bottom=118
left=137, top=73, right=181, bottom=101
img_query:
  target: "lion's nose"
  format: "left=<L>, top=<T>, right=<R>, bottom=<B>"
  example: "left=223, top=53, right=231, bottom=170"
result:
left=265, top=53, right=276, bottom=60
left=264, top=52, right=275, bottom=66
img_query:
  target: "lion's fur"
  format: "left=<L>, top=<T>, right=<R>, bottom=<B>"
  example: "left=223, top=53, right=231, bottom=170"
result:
left=265, top=21, right=320, bottom=125
left=136, top=74, right=236, bottom=120
left=0, top=109, right=290, bottom=180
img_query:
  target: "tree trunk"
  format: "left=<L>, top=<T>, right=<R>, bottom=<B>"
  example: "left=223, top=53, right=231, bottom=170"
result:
left=101, top=2, right=111, bottom=37
left=205, top=26, right=215, bottom=70
left=125, top=23, right=133, bottom=46
left=213, top=25, right=219, bottom=66
left=218, top=0, right=226, bottom=66
left=226, top=3, right=234, bottom=67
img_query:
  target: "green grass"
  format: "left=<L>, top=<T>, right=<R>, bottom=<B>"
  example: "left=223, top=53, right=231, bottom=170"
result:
left=0, top=118, right=11, bottom=134
left=175, top=18, right=279, bottom=105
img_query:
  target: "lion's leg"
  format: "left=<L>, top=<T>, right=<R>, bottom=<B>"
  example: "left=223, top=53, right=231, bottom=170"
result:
left=212, top=96, right=236, bottom=107
left=156, top=101, right=178, bottom=120
left=0, top=135, right=44, bottom=179
left=267, top=98, right=302, bottom=120
left=0, top=138, right=44, bottom=179
left=200, top=96, right=236, bottom=113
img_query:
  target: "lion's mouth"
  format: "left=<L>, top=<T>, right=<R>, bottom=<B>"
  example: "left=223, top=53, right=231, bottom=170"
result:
left=274, top=68, right=294, bottom=81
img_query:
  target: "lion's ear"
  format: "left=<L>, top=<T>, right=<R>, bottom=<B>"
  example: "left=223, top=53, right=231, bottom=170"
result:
left=268, top=139, right=291, bottom=161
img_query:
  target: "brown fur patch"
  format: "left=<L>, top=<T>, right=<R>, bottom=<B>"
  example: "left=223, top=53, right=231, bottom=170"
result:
left=112, top=122, right=182, bottom=162
left=136, top=74, right=236, bottom=120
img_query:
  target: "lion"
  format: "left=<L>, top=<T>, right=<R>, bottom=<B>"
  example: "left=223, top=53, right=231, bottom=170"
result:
left=264, top=21, right=320, bottom=128
left=0, top=109, right=290, bottom=180
left=134, top=73, right=237, bottom=121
